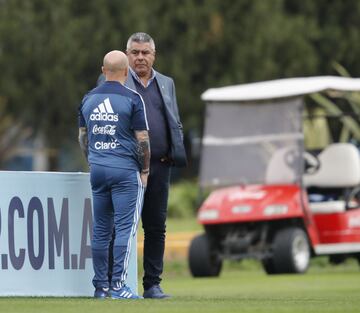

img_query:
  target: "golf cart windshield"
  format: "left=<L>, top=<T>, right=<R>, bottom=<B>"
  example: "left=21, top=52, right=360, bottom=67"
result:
left=199, top=98, right=304, bottom=188
left=200, top=76, right=360, bottom=189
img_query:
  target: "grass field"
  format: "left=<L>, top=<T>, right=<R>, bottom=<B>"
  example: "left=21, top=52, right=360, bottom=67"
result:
left=1, top=258, right=359, bottom=313
left=165, top=217, right=202, bottom=233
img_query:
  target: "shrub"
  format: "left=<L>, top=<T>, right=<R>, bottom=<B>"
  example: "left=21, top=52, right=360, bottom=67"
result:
left=167, top=180, right=199, bottom=218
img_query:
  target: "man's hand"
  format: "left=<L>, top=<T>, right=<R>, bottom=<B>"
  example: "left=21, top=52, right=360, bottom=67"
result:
left=78, top=127, right=88, bottom=159
left=140, top=172, right=149, bottom=187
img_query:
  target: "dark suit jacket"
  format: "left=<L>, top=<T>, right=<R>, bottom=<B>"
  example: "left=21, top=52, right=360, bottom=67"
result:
left=97, top=72, right=187, bottom=167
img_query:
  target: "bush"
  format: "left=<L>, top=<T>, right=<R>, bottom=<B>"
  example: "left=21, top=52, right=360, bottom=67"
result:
left=167, top=180, right=199, bottom=218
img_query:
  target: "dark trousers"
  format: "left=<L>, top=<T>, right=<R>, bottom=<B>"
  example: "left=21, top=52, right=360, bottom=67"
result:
left=108, top=160, right=171, bottom=290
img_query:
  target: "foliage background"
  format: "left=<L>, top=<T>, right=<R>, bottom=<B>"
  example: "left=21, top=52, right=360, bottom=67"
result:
left=1, top=0, right=360, bottom=170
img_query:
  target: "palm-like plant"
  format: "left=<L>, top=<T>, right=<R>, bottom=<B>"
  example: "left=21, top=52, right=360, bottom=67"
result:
left=305, top=64, right=360, bottom=149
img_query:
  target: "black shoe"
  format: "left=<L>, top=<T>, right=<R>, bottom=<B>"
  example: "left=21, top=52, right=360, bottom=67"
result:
left=143, top=285, right=171, bottom=299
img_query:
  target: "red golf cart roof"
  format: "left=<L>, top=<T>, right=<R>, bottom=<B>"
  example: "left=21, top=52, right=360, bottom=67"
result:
left=201, top=76, right=360, bottom=102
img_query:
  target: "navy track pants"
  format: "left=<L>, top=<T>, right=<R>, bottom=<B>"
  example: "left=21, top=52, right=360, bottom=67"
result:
left=90, top=164, right=144, bottom=288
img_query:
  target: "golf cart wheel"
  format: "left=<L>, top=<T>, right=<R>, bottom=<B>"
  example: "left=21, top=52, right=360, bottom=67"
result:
left=272, top=227, right=310, bottom=274
left=261, top=257, right=277, bottom=275
left=188, top=233, right=222, bottom=277
left=356, top=253, right=360, bottom=267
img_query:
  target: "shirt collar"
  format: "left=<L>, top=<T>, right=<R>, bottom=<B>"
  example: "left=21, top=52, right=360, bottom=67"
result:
left=129, top=67, right=156, bottom=88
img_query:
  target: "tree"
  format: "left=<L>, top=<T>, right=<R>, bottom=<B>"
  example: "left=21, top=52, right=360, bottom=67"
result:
left=0, top=97, right=32, bottom=167
left=1, top=0, right=360, bottom=171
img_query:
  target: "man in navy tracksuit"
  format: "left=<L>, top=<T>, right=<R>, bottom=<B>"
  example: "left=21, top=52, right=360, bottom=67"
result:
left=78, top=50, right=150, bottom=299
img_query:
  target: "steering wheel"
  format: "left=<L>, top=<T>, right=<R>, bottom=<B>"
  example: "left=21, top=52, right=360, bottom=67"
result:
left=281, top=148, right=321, bottom=175
left=303, top=152, right=321, bottom=174
left=283, top=148, right=299, bottom=168
left=345, top=186, right=360, bottom=210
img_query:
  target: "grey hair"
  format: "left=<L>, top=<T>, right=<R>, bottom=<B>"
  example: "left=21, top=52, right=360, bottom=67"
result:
left=126, top=32, right=156, bottom=51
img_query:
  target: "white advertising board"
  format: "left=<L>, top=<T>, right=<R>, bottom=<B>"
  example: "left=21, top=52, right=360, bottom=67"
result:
left=0, top=171, right=137, bottom=296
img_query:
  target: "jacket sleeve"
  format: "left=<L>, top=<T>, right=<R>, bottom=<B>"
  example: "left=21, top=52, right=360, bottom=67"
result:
left=170, top=78, right=181, bottom=122
left=168, top=78, right=187, bottom=167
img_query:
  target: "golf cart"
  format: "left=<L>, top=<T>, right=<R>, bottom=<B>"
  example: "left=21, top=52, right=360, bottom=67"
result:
left=189, top=76, right=360, bottom=277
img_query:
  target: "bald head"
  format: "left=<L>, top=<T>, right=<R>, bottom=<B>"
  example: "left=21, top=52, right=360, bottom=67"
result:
left=102, top=50, right=129, bottom=83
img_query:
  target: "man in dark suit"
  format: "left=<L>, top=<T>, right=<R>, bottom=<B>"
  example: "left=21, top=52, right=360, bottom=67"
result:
left=99, top=32, right=187, bottom=298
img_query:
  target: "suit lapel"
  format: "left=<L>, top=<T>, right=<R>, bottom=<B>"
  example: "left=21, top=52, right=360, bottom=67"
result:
left=125, top=71, right=172, bottom=115
left=155, top=75, right=170, bottom=110
left=125, top=73, right=136, bottom=90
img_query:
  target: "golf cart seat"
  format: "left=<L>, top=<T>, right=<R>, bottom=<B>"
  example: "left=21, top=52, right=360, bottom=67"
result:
left=303, top=143, right=360, bottom=214
left=265, top=146, right=299, bottom=185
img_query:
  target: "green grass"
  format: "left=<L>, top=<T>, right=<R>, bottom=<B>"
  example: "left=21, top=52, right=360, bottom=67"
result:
left=166, top=217, right=201, bottom=233
left=1, top=259, right=359, bottom=313
left=137, top=217, right=201, bottom=234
